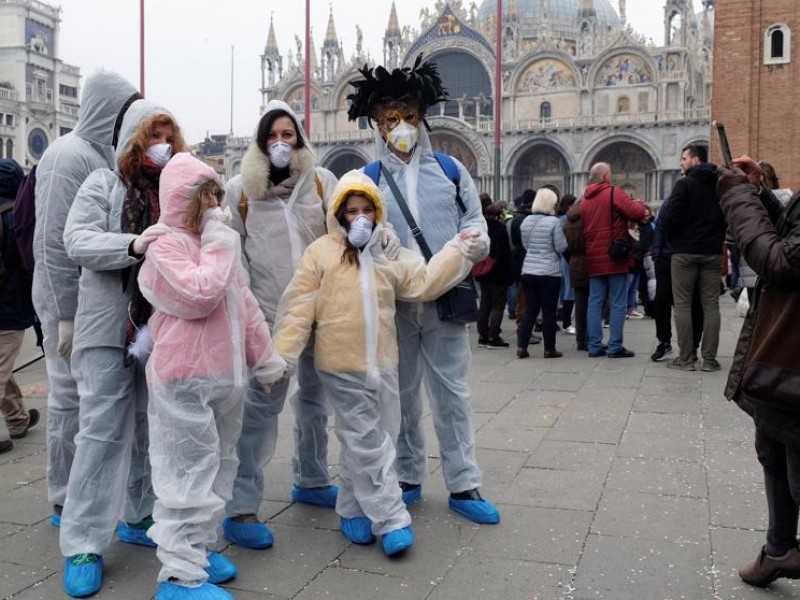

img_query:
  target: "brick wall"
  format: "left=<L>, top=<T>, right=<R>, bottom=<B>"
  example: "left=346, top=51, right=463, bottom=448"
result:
left=712, top=0, right=799, bottom=190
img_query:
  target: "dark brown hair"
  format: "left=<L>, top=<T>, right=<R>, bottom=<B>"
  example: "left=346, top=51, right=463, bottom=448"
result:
left=334, top=192, right=377, bottom=268
left=184, top=179, right=222, bottom=234
left=759, top=161, right=780, bottom=189
left=118, top=114, right=187, bottom=184
left=255, top=109, right=304, bottom=154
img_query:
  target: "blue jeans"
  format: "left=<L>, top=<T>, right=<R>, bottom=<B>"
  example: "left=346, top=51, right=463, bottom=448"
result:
left=627, top=271, right=640, bottom=310
left=588, top=274, right=628, bottom=354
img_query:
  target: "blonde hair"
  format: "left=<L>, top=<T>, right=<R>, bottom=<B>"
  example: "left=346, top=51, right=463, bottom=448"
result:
left=531, top=188, right=558, bottom=215
left=184, top=179, right=222, bottom=234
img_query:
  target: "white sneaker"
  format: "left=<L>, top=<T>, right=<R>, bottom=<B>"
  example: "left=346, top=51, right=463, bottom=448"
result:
left=565, top=325, right=576, bottom=335
left=626, top=310, right=644, bottom=320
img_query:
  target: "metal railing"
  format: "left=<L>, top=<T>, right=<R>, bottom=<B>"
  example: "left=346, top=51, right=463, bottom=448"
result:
left=0, top=87, right=17, bottom=101
left=59, top=101, right=78, bottom=116
left=26, top=83, right=53, bottom=104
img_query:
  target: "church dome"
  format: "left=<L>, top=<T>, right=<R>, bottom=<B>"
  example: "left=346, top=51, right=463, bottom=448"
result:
left=477, top=0, right=622, bottom=39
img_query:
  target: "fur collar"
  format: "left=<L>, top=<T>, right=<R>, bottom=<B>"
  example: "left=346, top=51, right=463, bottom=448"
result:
left=240, top=143, right=315, bottom=200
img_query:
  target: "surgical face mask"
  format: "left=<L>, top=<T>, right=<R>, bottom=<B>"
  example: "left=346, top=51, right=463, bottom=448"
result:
left=146, top=143, right=172, bottom=168
left=386, top=122, right=418, bottom=154
left=347, top=214, right=373, bottom=248
left=268, top=141, right=293, bottom=168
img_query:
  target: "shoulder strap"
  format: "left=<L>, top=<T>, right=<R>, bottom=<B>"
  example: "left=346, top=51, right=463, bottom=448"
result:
left=433, top=151, right=466, bottom=214
left=364, top=160, right=382, bottom=185
left=608, top=186, right=618, bottom=236
left=380, top=163, right=433, bottom=262
left=315, top=173, right=323, bottom=199
left=238, top=192, right=248, bottom=224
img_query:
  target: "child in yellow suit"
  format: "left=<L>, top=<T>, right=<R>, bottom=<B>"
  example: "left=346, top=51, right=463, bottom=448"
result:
left=273, top=169, right=478, bottom=556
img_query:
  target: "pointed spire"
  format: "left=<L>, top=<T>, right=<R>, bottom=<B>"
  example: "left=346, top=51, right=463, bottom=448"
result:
left=324, top=5, right=338, bottom=47
left=309, top=27, right=319, bottom=73
left=265, top=14, right=279, bottom=54
left=386, top=1, right=401, bottom=36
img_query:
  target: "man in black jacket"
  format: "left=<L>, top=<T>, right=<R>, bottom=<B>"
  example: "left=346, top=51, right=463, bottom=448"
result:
left=663, top=144, right=726, bottom=372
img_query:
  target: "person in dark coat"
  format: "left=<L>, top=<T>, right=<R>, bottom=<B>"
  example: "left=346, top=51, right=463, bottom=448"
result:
left=717, top=156, right=800, bottom=588
left=564, top=199, right=589, bottom=350
left=0, top=159, right=39, bottom=453
left=477, top=203, right=514, bottom=348
left=509, top=189, right=534, bottom=331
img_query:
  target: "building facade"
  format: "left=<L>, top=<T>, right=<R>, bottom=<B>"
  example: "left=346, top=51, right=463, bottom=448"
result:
left=223, top=0, right=715, bottom=202
left=0, top=0, right=80, bottom=168
left=712, top=0, right=798, bottom=190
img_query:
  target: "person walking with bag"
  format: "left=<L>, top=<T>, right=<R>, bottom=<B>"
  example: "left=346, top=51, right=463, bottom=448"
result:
left=475, top=202, right=514, bottom=349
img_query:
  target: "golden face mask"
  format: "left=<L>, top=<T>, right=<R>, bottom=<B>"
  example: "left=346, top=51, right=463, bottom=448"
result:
left=373, top=101, right=421, bottom=131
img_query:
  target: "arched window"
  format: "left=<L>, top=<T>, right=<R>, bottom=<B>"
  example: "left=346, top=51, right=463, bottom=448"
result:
left=540, top=101, right=551, bottom=120
left=764, top=24, right=791, bottom=65
left=5, top=139, right=11, bottom=161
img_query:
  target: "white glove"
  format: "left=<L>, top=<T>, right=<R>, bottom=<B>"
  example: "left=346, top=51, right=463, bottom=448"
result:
left=132, top=223, right=170, bottom=255
left=57, top=319, right=74, bottom=358
left=380, top=224, right=402, bottom=261
left=456, top=230, right=490, bottom=262
left=201, top=206, right=232, bottom=231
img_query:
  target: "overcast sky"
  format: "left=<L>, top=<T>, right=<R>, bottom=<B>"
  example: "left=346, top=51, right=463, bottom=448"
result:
left=54, top=0, right=672, bottom=143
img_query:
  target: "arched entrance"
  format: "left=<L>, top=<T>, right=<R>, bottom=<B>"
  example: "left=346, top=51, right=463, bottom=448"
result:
left=429, top=132, right=479, bottom=178
left=325, top=151, right=367, bottom=178
left=511, top=144, right=570, bottom=200
left=590, top=141, right=656, bottom=200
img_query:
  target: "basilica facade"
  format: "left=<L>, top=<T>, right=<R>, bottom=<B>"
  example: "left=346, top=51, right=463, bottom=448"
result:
left=229, top=0, right=715, bottom=203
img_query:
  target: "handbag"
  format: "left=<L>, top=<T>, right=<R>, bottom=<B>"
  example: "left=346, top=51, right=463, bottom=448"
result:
left=379, top=163, right=478, bottom=323
left=471, top=255, right=495, bottom=277
left=607, top=187, right=632, bottom=261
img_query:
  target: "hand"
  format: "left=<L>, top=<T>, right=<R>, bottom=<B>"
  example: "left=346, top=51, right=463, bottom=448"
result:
left=456, top=230, right=490, bottom=262
left=716, top=165, right=751, bottom=202
left=732, top=155, right=762, bottom=186
left=132, top=223, right=170, bottom=255
left=57, top=319, right=74, bottom=358
left=201, top=206, right=230, bottom=231
left=380, top=225, right=401, bottom=260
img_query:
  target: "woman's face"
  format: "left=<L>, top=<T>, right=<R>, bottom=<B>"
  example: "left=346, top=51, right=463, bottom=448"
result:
left=344, top=194, right=376, bottom=226
left=149, top=123, right=175, bottom=147
left=267, top=116, right=298, bottom=149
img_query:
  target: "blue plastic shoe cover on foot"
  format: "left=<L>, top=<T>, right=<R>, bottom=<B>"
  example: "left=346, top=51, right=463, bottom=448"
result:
left=155, top=581, right=233, bottom=600
left=64, top=553, right=103, bottom=598
left=205, top=551, right=237, bottom=584
left=401, top=486, right=422, bottom=507
left=382, top=526, right=414, bottom=556
left=340, top=516, right=376, bottom=544
left=50, top=513, right=61, bottom=528
left=117, top=520, right=157, bottom=547
left=448, top=497, right=501, bottom=524
left=291, top=484, right=339, bottom=508
left=222, top=517, right=274, bottom=549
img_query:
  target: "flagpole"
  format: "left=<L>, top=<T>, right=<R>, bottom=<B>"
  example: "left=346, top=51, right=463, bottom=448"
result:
left=304, top=0, right=311, bottom=135
left=140, top=0, right=145, bottom=95
left=494, top=0, right=502, bottom=201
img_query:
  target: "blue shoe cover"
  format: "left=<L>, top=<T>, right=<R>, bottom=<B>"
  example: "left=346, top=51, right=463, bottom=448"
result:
left=205, top=551, right=237, bottom=584
left=340, top=516, right=375, bottom=544
left=382, top=526, right=414, bottom=556
left=291, top=484, right=339, bottom=508
left=117, top=521, right=157, bottom=547
left=448, top=497, right=501, bottom=524
left=156, top=581, right=233, bottom=600
left=64, top=553, right=103, bottom=598
left=402, top=486, right=422, bottom=507
left=51, top=513, right=61, bottom=528
left=223, top=517, right=273, bottom=549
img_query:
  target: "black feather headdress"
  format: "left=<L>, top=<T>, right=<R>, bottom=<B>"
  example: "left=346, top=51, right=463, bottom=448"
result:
left=347, top=53, right=448, bottom=129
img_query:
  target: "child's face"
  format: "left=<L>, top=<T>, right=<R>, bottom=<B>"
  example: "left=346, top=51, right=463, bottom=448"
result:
left=344, top=194, right=376, bottom=226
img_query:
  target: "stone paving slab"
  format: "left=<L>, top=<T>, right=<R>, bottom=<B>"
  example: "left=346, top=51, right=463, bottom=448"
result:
left=0, top=305, right=798, bottom=598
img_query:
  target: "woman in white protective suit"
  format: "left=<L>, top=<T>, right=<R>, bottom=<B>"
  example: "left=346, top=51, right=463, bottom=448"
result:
left=273, top=169, right=477, bottom=556
left=60, top=99, right=187, bottom=598
left=223, top=100, right=401, bottom=550
left=138, top=153, right=287, bottom=600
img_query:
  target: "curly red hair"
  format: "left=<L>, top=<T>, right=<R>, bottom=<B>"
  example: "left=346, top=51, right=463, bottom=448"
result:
left=118, top=114, right=187, bottom=184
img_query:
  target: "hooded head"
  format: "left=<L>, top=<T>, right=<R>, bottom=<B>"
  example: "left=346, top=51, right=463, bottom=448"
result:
left=157, top=152, right=221, bottom=230
left=0, top=159, right=24, bottom=202
left=326, top=170, right=386, bottom=265
left=74, top=71, right=141, bottom=148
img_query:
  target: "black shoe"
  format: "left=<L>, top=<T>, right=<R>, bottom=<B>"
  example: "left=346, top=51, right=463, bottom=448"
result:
left=486, top=337, right=510, bottom=349
left=650, top=342, right=672, bottom=362
left=608, top=348, right=635, bottom=358
left=529, top=334, right=542, bottom=345
left=477, top=336, right=488, bottom=347
left=10, top=408, right=40, bottom=440
left=588, top=349, right=607, bottom=357
left=0, top=440, right=12, bottom=454
left=508, top=311, right=516, bottom=320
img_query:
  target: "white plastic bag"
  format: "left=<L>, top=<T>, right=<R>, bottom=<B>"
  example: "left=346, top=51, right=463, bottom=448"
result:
left=736, top=289, right=750, bottom=318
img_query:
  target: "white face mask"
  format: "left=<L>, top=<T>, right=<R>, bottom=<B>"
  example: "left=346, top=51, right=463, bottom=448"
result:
left=387, top=122, right=418, bottom=154
left=347, top=214, right=373, bottom=248
left=268, top=141, right=293, bottom=168
left=146, top=143, right=172, bottom=168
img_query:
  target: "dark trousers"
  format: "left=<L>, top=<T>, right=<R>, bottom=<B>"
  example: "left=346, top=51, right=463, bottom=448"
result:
left=517, top=275, right=561, bottom=352
left=477, top=281, right=507, bottom=340
left=574, top=286, right=589, bottom=348
left=653, top=256, right=703, bottom=348
left=755, top=428, right=800, bottom=556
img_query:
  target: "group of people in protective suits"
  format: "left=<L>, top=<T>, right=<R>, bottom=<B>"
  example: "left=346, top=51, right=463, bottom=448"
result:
left=32, top=55, right=500, bottom=600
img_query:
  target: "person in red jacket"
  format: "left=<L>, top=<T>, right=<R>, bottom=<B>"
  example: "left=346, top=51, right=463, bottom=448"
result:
left=580, top=163, right=646, bottom=357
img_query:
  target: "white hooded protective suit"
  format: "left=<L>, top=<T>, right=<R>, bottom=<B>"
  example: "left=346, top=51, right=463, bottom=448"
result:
left=32, top=71, right=140, bottom=507
left=224, top=100, right=337, bottom=515
left=59, top=99, right=169, bottom=557
left=363, top=127, right=488, bottom=494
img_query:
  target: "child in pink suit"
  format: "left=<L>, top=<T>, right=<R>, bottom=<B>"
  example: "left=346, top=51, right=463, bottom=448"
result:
left=138, top=153, right=286, bottom=600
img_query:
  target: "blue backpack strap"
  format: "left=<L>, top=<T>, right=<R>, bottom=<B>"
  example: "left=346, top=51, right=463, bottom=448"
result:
left=364, top=160, right=382, bottom=185
left=433, top=151, right=466, bottom=214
